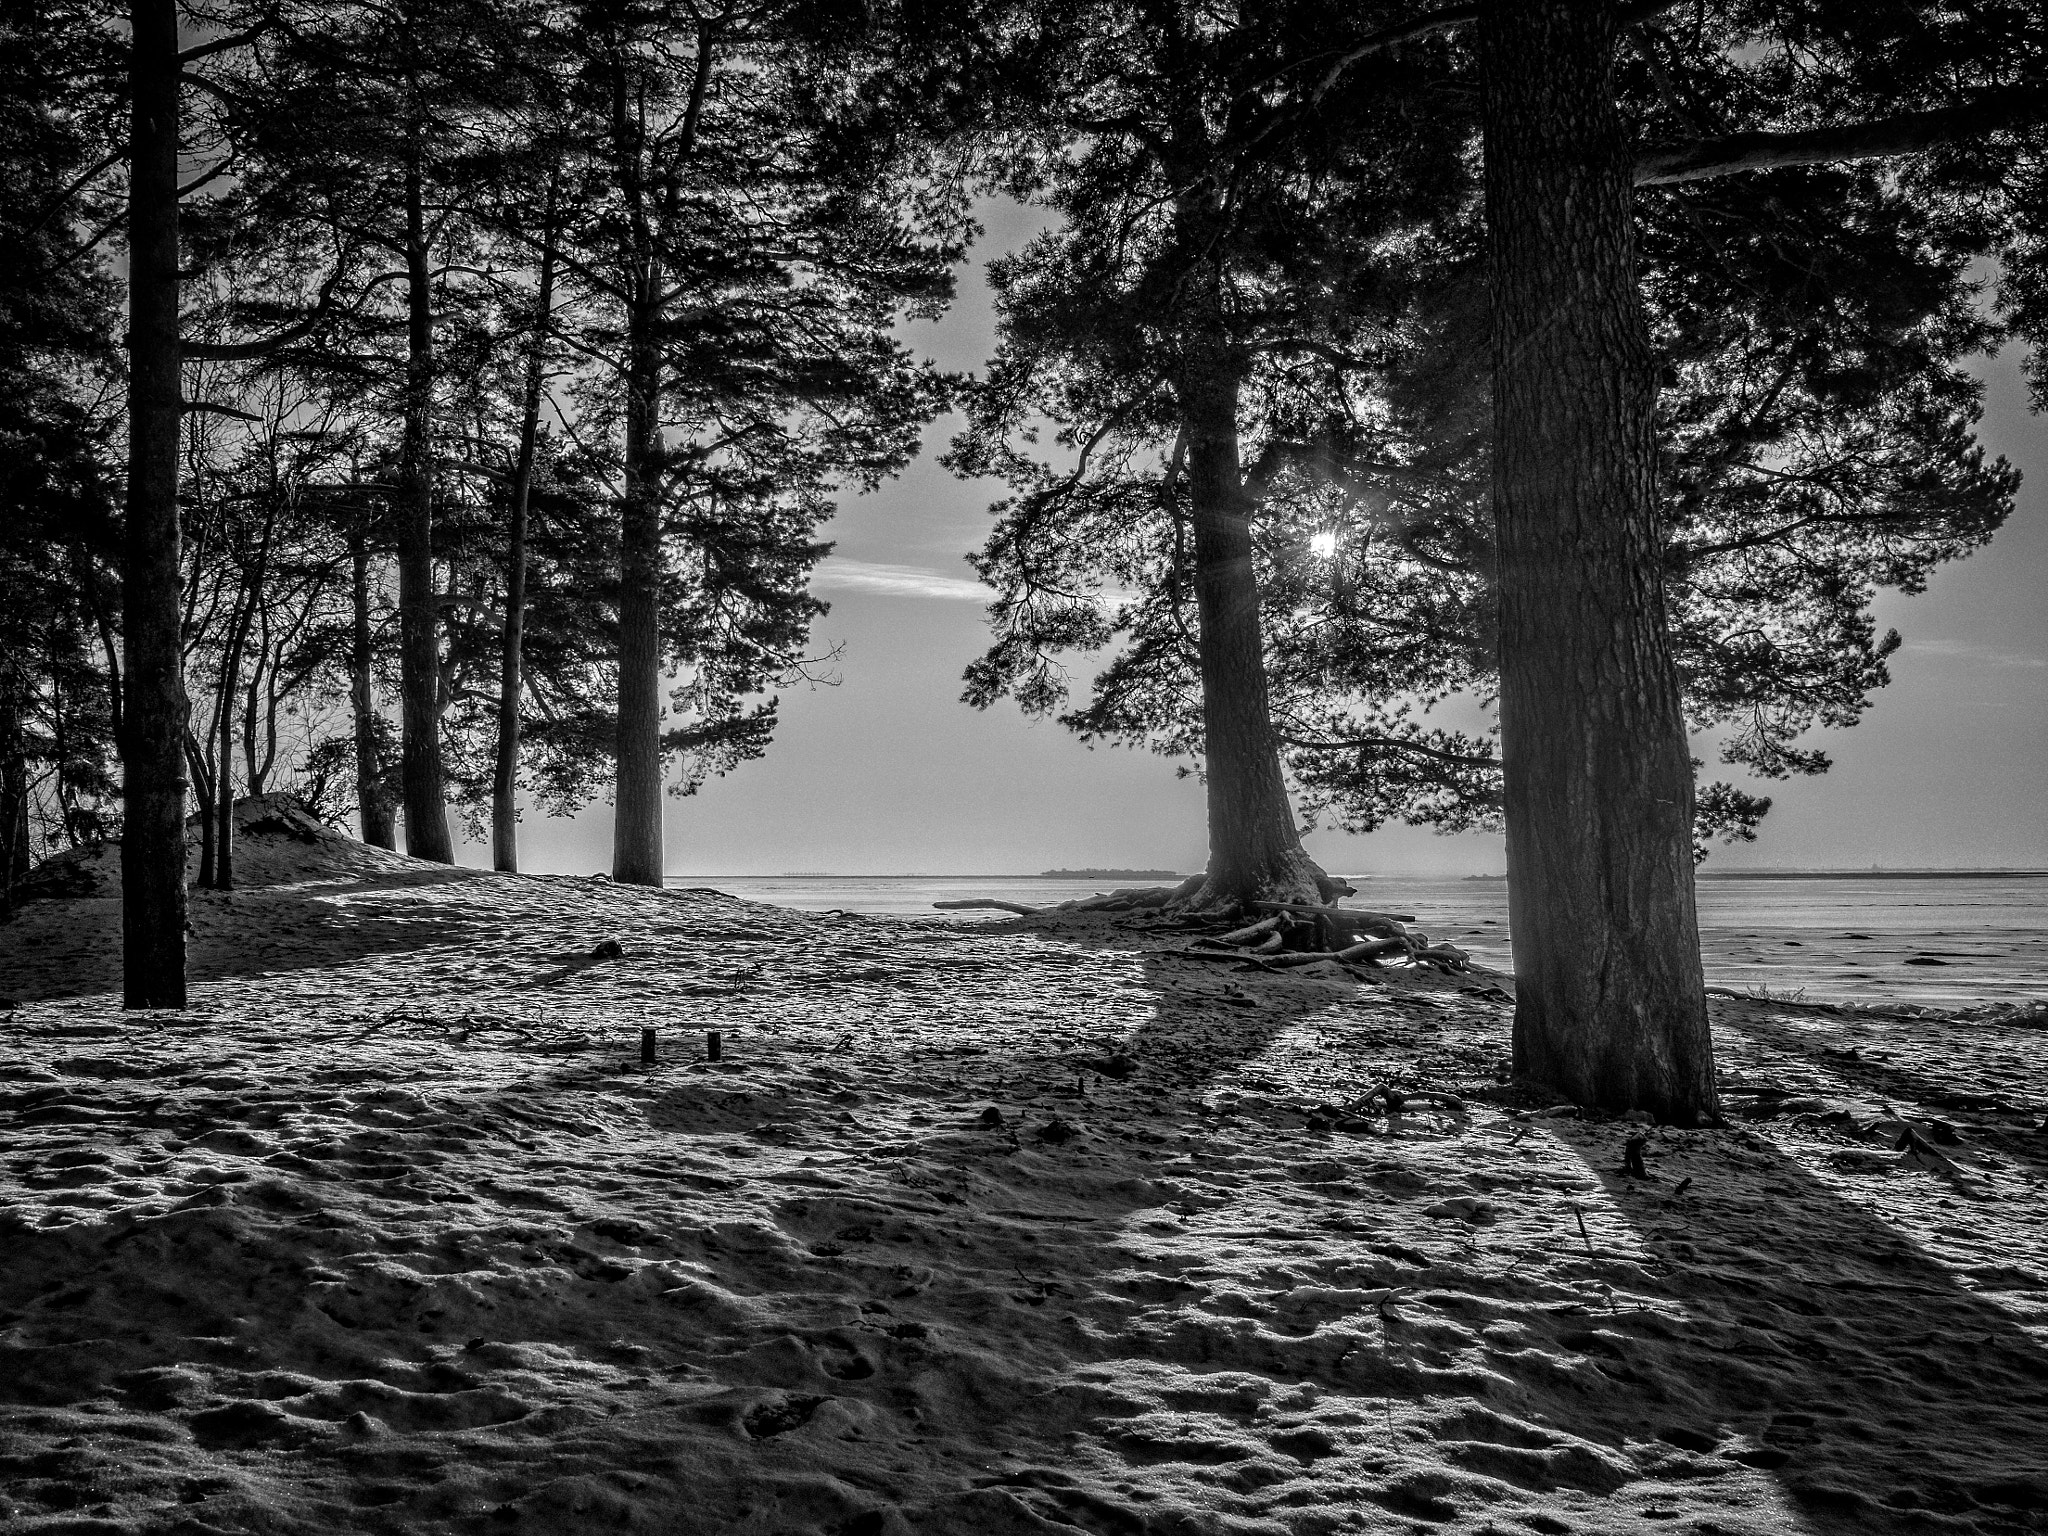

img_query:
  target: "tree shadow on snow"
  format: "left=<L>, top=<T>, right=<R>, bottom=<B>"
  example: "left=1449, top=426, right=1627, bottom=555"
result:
left=1528, top=1113, right=2048, bottom=1534
left=0, top=865, right=547, bottom=1004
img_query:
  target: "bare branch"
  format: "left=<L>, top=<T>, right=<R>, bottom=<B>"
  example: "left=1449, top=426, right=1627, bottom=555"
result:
left=181, top=398, right=263, bottom=422
left=179, top=21, right=273, bottom=64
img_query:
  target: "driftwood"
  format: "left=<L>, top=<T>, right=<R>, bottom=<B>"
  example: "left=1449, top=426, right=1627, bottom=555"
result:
left=1336, top=936, right=1413, bottom=963
left=1172, top=903, right=1474, bottom=976
left=1253, top=900, right=1417, bottom=927
left=937, top=875, right=1202, bottom=920
left=1213, top=914, right=1283, bottom=947
left=1059, top=879, right=1198, bottom=912
left=1259, top=949, right=1353, bottom=969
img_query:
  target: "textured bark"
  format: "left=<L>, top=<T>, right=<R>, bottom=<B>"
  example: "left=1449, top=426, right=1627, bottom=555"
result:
left=1178, top=368, right=1330, bottom=911
left=611, top=289, right=664, bottom=887
left=493, top=184, right=557, bottom=874
left=1481, top=0, right=1713, bottom=1123
left=396, top=152, right=453, bottom=862
left=349, top=523, right=396, bottom=849
left=121, top=0, right=187, bottom=1008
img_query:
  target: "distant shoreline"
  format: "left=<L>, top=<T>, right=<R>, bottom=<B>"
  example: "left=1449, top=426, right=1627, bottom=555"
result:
left=1462, top=869, right=2048, bottom=882
left=672, top=869, right=2048, bottom=883
left=1700, top=869, right=2048, bottom=880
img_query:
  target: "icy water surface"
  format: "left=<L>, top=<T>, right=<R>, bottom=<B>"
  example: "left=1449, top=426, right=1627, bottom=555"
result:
left=676, top=871, right=2048, bottom=1006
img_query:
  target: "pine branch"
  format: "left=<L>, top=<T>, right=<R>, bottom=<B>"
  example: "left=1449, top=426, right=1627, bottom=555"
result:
left=1278, top=731, right=1496, bottom=767
left=179, top=21, right=273, bottom=65
left=1308, top=0, right=1677, bottom=103
left=1636, top=85, right=2048, bottom=187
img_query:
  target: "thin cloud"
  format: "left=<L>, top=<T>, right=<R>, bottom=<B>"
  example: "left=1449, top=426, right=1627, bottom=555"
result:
left=1904, top=638, right=2047, bottom=670
left=815, top=557, right=1145, bottom=612
left=813, top=559, right=992, bottom=603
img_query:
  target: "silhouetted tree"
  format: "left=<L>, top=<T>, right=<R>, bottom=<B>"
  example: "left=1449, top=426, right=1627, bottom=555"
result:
left=559, top=0, right=959, bottom=884
left=1469, top=0, right=2041, bottom=1119
left=944, top=0, right=1473, bottom=910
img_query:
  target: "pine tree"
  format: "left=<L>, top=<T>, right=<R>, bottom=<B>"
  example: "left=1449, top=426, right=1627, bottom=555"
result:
left=942, top=0, right=1474, bottom=910
left=0, top=0, right=125, bottom=919
left=208, top=0, right=532, bottom=862
left=123, top=0, right=189, bottom=1005
left=1469, top=0, right=2041, bottom=1119
left=557, top=0, right=959, bottom=885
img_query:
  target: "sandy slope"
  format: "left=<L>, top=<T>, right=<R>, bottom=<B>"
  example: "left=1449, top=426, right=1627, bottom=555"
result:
left=1, top=828, right=2045, bottom=1535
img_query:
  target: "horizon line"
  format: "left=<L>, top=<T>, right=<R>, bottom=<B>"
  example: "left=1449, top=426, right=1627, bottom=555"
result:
left=656, top=867, right=2048, bottom=881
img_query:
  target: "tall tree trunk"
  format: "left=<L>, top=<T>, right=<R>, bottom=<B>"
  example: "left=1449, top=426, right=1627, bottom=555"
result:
left=241, top=600, right=267, bottom=793
left=1480, top=0, right=1714, bottom=1124
left=396, top=151, right=453, bottom=862
left=1177, top=367, right=1331, bottom=911
left=236, top=500, right=278, bottom=798
left=612, top=288, right=664, bottom=886
left=494, top=179, right=558, bottom=875
left=349, top=523, right=396, bottom=849
left=184, top=727, right=214, bottom=889
left=604, top=27, right=717, bottom=889
left=121, top=0, right=187, bottom=1008
left=72, top=542, right=123, bottom=746
left=215, top=591, right=251, bottom=891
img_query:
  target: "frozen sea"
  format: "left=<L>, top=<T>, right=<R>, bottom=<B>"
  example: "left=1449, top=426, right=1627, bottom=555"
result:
left=671, top=871, right=2048, bottom=1007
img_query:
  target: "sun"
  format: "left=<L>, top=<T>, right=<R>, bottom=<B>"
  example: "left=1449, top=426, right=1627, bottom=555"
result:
left=1309, top=531, right=1338, bottom=559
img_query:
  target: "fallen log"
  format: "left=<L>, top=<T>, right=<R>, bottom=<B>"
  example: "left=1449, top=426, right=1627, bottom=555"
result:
left=933, top=899, right=1041, bottom=916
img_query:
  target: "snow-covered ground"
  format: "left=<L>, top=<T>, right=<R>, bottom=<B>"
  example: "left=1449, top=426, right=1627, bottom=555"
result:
left=2, top=817, right=2045, bottom=1535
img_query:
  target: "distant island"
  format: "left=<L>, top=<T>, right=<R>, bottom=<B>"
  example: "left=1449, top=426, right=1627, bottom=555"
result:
left=1038, top=868, right=1184, bottom=880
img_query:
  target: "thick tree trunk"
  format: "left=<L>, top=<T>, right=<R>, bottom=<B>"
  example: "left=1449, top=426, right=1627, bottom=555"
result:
left=349, top=523, right=396, bottom=848
left=121, top=0, right=187, bottom=1008
left=612, top=294, right=664, bottom=886
left=396, top=153, right=453, bottom=862
left=1177, top=368, right=1331, bottom=912
left=1480, top=0, right=1715, bottom=1124
left=494, top=184, right=558, bottom=875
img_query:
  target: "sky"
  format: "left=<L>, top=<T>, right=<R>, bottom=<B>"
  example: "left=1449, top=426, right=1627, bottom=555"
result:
left=466, top=200, right=2048, bottom=879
